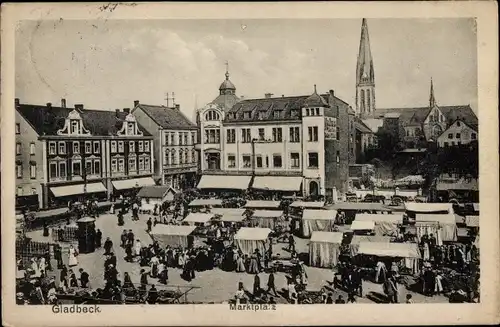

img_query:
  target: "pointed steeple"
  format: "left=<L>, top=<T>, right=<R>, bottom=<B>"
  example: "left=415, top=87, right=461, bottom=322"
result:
left=429, top=77, right=436, bottom=107
left=356, top=18, right=375, bottom=86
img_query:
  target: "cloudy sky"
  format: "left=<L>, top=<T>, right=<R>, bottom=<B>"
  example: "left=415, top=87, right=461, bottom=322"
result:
left=16, top=18, right=477, bottom=121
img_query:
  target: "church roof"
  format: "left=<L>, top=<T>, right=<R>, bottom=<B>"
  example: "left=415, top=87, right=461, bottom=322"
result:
left=135, top=104, right=197, bottom=130
left=219, top=78, right=236, bottom=91
left=356, top=18, right=375, bottom=86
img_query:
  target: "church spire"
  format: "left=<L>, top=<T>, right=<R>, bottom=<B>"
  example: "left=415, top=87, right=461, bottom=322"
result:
left=429, top=77, right=436, bottom=107
left=355, top=18, right=376, bottom=117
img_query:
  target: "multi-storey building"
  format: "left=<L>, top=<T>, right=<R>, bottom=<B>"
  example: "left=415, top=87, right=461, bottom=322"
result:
left=132, top=102, right=198, bottom=190
left=15, top=99, right=155, bottom=209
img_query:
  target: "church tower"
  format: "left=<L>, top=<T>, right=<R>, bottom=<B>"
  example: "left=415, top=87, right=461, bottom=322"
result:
left=210, top=61, right=240, bottom=111
left=356, top=18, right=376, bottom=118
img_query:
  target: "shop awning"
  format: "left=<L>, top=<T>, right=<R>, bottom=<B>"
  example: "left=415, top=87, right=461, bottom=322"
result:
left=310, top=231, right=344, bottom=244
left=358, top=242, right=421, bottom=258
left=252, top=176, right=302, bottom=192
left=302, top=209, right=337, bottom=220
left=151, top=224, right=196, bottom=236
left=350, top=235, right=392, bottom=245
left=182, top=213, right=214, bottom=224
left=188, top=199, right=223, bottom=207
left=210, top=208, right=246, bottom=216
left=252, top=210, right=283, bottom=218
left=350, top=220, right=375, bottom=231
left=50, top=182, right=107, bottom=197
left=290, top=201, right=325, bottom=208
left=415, top=214, right=457, bottom=225
left=197, top=175, right=251, bottom=190
left=355, top=213, right=403, bottom=224
left=112, top=177, right=155, bottom=190
left=244, top=200, right=281, bottom=209
left=405, top=202, right=454, bottom=214
left=465, top=216, right=479, bottom=227
left=234, top=227, right=272, bottom=241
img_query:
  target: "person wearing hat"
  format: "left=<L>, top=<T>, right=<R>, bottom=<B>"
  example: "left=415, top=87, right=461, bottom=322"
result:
left=267, top=269, right=278, bottom=296
left=79, top=268, right=90, bottom=288
left=104, top=237, right=113, bottom=255
left=140, top=269, right=148, bottom=290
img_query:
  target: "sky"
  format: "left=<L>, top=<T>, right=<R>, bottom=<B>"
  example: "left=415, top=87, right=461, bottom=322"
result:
left=16, top=18, right=477, bottom=122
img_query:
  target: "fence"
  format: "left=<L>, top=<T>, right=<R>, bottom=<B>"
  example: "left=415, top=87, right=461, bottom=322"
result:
left=15, top=238, right=51, bottom=269
left=51, top=226, right=80, bottom=243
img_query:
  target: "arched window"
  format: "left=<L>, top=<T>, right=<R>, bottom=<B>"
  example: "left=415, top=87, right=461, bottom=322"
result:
left=179, top=149, right=184, bottom=164
left=171, top=149, right=177, bottom=165
left=192, top=149, right=197, bottom=163
left=360, top=90, right=365, bottom=112
left=367, top=89, right=371, bottom=111
left=205, top=110, right=220, bottom=121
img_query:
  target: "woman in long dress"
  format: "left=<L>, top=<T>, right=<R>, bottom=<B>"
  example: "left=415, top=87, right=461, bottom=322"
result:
left=30, top=258, right=40, bottom=278
left=134, top=240, right=142, bottom=257
left=247, top=254, right=259, bottom=274
left=68, top=245, right=78, bottom=267
left=38, top=257, right=46, bottom=276
left=236, top=253, right=246, bottom=272
left=423, top=242, right=430, bottom=261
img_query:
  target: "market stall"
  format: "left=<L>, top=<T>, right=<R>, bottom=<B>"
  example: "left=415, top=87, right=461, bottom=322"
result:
left=137, top=186, right=176, bottom=213
left=405, top=202, right=454, bottom=217
left=354, top=213, right=403, bottom=237
left=465, top=215, right=479, bottom=228
left=301, top=209, right=337, bottom=238
left=350, top=220, right=375, bottom=235
left=188, top=199, right=224, bottom=209
left=210, top=208, right=247, bottom=226
left=182, top=213, right=215, bottom=227
left=250, top=210, right=283, bottom=229
left=150, top=225, right=196, bottom=248
left=357, top=241, right=421, bottom=275
left=244, top=200, right=281, bottom=210
left=348, top=235, right=392, bottom=256
left=233, top=227, right=272, bottom=255
left=415, top=214, right=458, bottom=243
left=309, top=231, right=344, bottom=268
left=290, top=201, right=325, bottom=209
left=328, top=202, right=393, bottom=223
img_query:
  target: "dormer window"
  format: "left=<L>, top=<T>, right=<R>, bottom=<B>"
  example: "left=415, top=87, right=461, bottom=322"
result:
left=291, top=109, right=299, bottom=118
left=127, top=122, right=135, bottom=135
left=273, top=110, right=282, bottom=119
left=71, top=120, right=79, bottom=134
left=258, top=111, right=266, bottom=120
left=205, top=110, right=220, bottom=121
left=244, top=112, right=252, bottom=119
left=306, top=109, right=310, bottom=116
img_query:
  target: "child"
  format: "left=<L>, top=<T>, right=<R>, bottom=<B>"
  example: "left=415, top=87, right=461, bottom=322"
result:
left=406, top=294, right=413, bottom=304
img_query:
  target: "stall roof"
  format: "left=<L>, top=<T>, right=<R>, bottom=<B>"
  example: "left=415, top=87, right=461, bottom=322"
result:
left=310, top=231, right=344, bottom=244
left=465, top=216, right=479, bottom=227
left=182, top=213, right=214, bottom=224
left=350, top=220, right=375, bottom=230
left=137, top=185, right=174, bottom=199
left=188, top=199, right=223, bottom=207
left=197, top=175, right=251, bottom=190
left=457, top=227, right=471, bottom=238
left=150, top=224, right=196, bottom=236
left=405, top=202, right=453, bottom=214
left=220, top=214, right=247, bottom=223
left=252, top=210, right=283, bottom=218
left=331, top=202, right=393, bottom=212
left=252, top=176, right=302, bottom=192
left=350, top=235, right=392, bottom=245
left=455, top=215, right=465, bottom=224
left=355, top=213, right=403, bottom=224
left=302, top=209, right=337, bottom=220
left=210, top=208, right=246, bottom=216
left=234, top=227, right=272, bottom=241
left=415, top=214, right=457, bottom=225
left=358, top=242, right=421, bottom=258
left=290, top=201, right=325, bottom=209
left=244, top=200, right=281, bottom=209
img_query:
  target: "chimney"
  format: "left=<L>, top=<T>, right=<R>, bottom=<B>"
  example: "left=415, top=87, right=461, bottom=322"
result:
left=175, top=104, right=180, bottom=110
left=46, top=102, right=52, bottom=109
left=281, top=95, right=284, bottom=98
left=134, top=100, right=139, bottom=107
left=61, top=98, right=67, bottom=108
left=123, top=108, right=130, bottom=114
left=329, top=89, right=335, bottom=97
left=265, top=93, right=273, bottom=99
left=75, top=104, right=84, bottom=111
left=15, top=98, right=20, bottom=106
left=115, top=109, right=120, bottom=116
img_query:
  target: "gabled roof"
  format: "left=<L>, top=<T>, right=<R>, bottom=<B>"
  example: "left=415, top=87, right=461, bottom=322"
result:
left=16, top=104, right=152, bottom=136
left=135, top=104, right=197, bottom=130
left=354, top=117, right=373, bottom=134
left=136, top=185, right=175, bottom=199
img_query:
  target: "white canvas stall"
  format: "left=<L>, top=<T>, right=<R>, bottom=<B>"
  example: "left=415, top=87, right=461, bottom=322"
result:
left=357, top=241, right=421, bottom=274
left=182, top=213, right=214, bottom=226
left=251, top=210, right=283, bottom=229
left=244, top=200, right=281, bottom=209
left=405, top=202, right=454, bottom=214
left=301, top=209, right=337, bottom=238
left=355, top=213, right=403, bottom=236
left=210, top=208, right=247, bottom=223
left=309, top=232, right=344, bottom=268
left=350, top=220, right=375, bottom=231
left=415, top=214, right=457, bottom=242
left=197, top=175, right=251, bottom=190
left=234, top=227, right=271, bottom=255
left=290, top=201, right=325, bottom=209
left=349, top=235, right=392, bottom=256
left=465, top=216, right=479, bottom=227
left=112, top=177, right=155, bottom=190
left=150, top=225, right=196, bottom=248
left=188, top=199, right=223, bottom=207
left=51, top=182, right=107, bottom=197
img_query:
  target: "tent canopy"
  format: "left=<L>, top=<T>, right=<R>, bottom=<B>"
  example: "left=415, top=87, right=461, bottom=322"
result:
left=182, top=213, right=214, bottom=224
left=302, top=209, right=337, bottom=220
left=350, top=220, right=375, bottom=230
left=220, top=214, right=247, bottom=223
left=290, top=201, right=325, bottom=208
left=197, top=175, right=251, bottom=190
left=234, top=227, right=271, bottom=241
left=357, top=242, right=421, bottom=258
left=50, top=182, right=106, bottom=197
left=310, top=231, right=344, bottom=243
left=112, top=177, right=155, bottom=190
left=210, top=208, right=246, bottom=216
left=151, top=224, right=196, bottom=236
left=415, top=214, right=457, bottom=225
left=350, top=235, right=392, bottom=245
left=405, top=202, right=453, bottom=214
left=252, top=176, right=302, bottom=192
left=252, top=210, right=283, bottom=218
left=244, top=200, right=281, bottom=209
left=355, top=213, right=403, bottom=224
left=331, top=202, right=392, bottom=212
left=137, top=185, right=175, bottom=199
left=188, top=199, right=223, bottom=207
left=465, top=216, right=479, bottom=227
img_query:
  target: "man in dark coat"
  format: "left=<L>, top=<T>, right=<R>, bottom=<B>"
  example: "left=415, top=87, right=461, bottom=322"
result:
left=79, top=268, right=90, bottom=288
left=95, top=229, right=102, bottom=248
left=109, top=253, right=117, bottom=268
left=127, top=230, right=135, bottom=246
left=147, top=218, right=153, bottom=233
left=140, top=269, right=148, bottom=290
left=267, top=271, right=277, bottom=296
left=353, top=267, right=363, bottom=297
left=54, top=244, right=63, bottom=269
left=287, top=234, right=295, bottom=253
left=120, top=230, right=128, bottom=248
left=253, top=274, right=261, bottom=298
left=125, top=243, right=133, bottom=262
left=104, top=237, right=113, bottom=255
left=147, top=285, right=158, bottom=304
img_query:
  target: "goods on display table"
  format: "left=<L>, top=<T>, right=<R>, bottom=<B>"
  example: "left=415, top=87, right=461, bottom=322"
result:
left=150, top=225, right=196, bottom=248
left=233, top=227, right=272, bottom=255
left=350, top=220, right=375, bottom=234
left=250, top=210, right=283, bottom=229
left=357, top=241, right=421, bottom=275
left=309, top=231, right=344, bottom=268
left=415, top=214, right=458, bottom=243
left=354, top=213, right=404, bottom=237
left=301, top=209, right=337, bottom=238
left=348, top=235, right=392, bottom=256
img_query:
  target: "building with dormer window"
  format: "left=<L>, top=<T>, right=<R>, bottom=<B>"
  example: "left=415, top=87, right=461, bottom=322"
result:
left=15, top=98, right=155, bottom=209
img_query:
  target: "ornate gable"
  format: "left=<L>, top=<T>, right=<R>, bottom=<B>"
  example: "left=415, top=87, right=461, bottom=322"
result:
left=57, top=109, right=92, bottom=136
left=117, top=113, right=144, bottom=136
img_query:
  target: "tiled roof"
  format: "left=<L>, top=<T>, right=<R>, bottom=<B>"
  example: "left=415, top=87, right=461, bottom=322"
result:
left=211, top=93, right=241, bottom=111
left=135, top=104, right=197, bottom=130
left=354, top=117, right=373, bottom=134
left=137, top=185, right=175, bottom=198
left=16, top=104, right=152, bottom=136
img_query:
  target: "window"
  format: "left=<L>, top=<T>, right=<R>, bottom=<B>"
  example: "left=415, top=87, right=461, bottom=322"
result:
left=16, top=163, right=22, bottom=178
left=315, top=108, right=320, bottom=116
left=145, top=157, right=150, bottom=171
left=179, top=150, right=184, bottom=164
left=456, top=133, right=461, bottom=139
left=289, top=127, right=300, bottom=143
left=258, top=128, right=265, bottom=141
left=228, top=154, right=236, bottom=168
left=336, top=126, right=340, bottom=141
left=273, top=110, right=282, bottom=119
left=266, top=156, right=269, bottom=168
left=59, top=161, right=66, bottom=178
left=16, top=123, right=20, bottom=134
left=308, top=126, right=318, bottom=142
left=306, top=109, right=310, bottom=116
left=272, top=128, right=282, bottom=142
left=127, top=122, right=134, bottom=135
left=164, top=149, right=170, bottom=166
left=30, top=163, right=36, bottom=179
left=444, top=142, right=449, bottom=147
left=291, top=153, right=300, bottom=168
left=72, top=142, right=79, bottom=154
left=138, top=157, right=144, bottom=170
left=471, top=133, right=477, bottom=140
left=290, top=109, right=299, bottom=118
left=191, top=132, right=196, bottom=145
left=94, top=160, right=101, bottom=175
left=448, top=133, right=453, bottom=139
left=145, top=141, right=150, bottom=152
left=85, top=141, right=92, bottom=154
left=256, top=156, right=263, bottom=168
left=179, top=134, right=183, bottom=145
left=138, top=141, right=143, bottom=152
left=205, top=110, right=220, bottom=121
left=118, top=158, right=125, bottom=172
left=243, top=155, right=252, bottom=168
left=85, top=160, right=92, bottom=175
left=30, top=143, right=35, bottom=155
left=226, top=129, right=236, bottom=143
left=184, top=133, right=188, bottom=145
left=17, top=187, right=23, bottom=196
left=111, top=141, right=117, bottom=153
left=205, top=129, right=220, bottom=144
left=117, top=141, right=124, bottom=152
left=457, top=121, right=461, bottom=127
left=336, top=151, right=340, bottom=164
left=171, top=150, right=177, bottom=165
left=91, top=141, right=99, bottom=154
left=241, top=128, right=251, bottom=143
left=111, top=159, right=117, bottom=172
left=129, top=157, right=136, bottom=171
left=171, top=133, right=175, bottom=145
left=71, top=120, right=79, bottom=134
left=129, top=141, right=135, bottom=153
left=244, top=112, right=252, bottom=119
left=58, top=142, right=66, bottom=154
left=49, top=162, right=57, bottom=179
left=49, top=142, right=56, bottom=155
left=273, top=155, right=282, bottom=168
left=192, top=149, right=197, bottom=162
left=72, top=161, right=81, bottom=176
left=16, top=143, right=21, bottom=155
left=308, top=152, right=319, bottom=168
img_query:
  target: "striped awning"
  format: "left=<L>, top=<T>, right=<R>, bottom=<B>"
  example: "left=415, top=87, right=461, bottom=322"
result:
left=50, top=182, right=107, bottom=197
